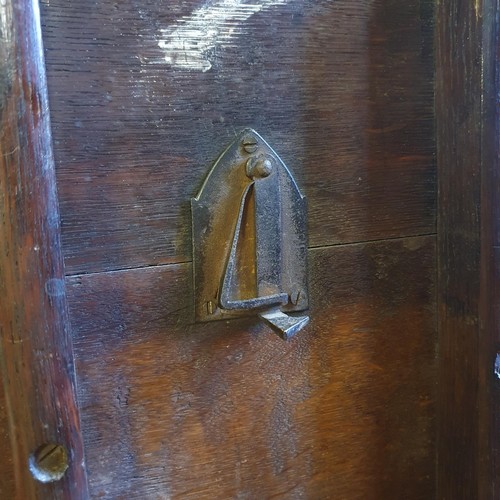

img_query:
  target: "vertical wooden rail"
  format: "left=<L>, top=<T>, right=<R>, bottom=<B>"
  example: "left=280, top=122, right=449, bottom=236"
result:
left=0, top=0, right=88, bottom=498
left=483, top=0, right=500, bottom=492
left=436, top=0, right=498, bottom=497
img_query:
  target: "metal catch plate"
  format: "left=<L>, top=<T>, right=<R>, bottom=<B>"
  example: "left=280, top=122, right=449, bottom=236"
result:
left=192, top=129, right=308, bottom=334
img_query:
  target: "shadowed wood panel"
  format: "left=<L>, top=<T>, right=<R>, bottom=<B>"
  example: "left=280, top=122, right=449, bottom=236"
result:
left=492, top=15, right=500, bottom=489
left=436, top=0, right=498, bottom=497
left=67, top=236, right=436, bottom=499
left=41, top=0, right=435, bottom=274
left=482, top=0, right=500, bottom=491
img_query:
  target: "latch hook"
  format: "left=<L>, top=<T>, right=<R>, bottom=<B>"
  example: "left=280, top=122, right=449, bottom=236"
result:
left=192, top=129, right=309, bottom=339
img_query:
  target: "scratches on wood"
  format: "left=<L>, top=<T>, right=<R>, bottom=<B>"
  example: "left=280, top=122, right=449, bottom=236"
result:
left=157, top=0, right=294, bottom=72
left=40, top=0, right=435, bottom=274
left=0, top=0, right=88, bottom=498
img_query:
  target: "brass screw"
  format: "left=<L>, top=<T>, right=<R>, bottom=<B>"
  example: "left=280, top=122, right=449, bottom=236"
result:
left=242, top=135, right=258, bottom=154
left=207, top=301, right=216, bottom=315
left=29, top=443, right=69, bottom=483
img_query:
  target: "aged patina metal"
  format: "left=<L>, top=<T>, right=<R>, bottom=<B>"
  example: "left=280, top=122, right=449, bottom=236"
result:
left=192, top=128, right=308, bottom=339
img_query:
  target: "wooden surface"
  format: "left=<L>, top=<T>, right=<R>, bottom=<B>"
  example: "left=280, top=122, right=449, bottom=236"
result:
left=67, top=236, right=436, bottom=499
left=479, top=0, right=500, bottom=494
left=41, top=0, right=435, bottom=274
left=491, top=23, right=500, bottom=495
left=8, top=0, right=500, bottom=497
left=0, top=0, right=88, bottom=498
left=435, top=0, right=498, bottom=497
left=36, top=0, right=439, bottom=497
left=484, top=0, right=500, bottom=491
left=0, top=382, right=14, bottom=496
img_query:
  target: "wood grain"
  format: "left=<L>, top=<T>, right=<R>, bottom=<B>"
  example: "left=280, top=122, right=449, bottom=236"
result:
left=435, top=0, right=499, bottom=497
left=0, top=382, right=14, bottom=496
left=491, top=28, right=500, bottom=496
left=67, top=236, right=436, bottom=499
left=482, top=0, right=500, bottom=491
left=40, top=0, right=435, bottom=274
left=0, top=0, right=88, bottom=497
left=479, top=0, right=500, bottom=494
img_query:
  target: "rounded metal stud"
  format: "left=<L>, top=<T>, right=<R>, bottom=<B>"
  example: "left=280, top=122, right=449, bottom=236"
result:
left=29, top=443, right=69, bottom=483
left=246, top=155, right=274, bottom=179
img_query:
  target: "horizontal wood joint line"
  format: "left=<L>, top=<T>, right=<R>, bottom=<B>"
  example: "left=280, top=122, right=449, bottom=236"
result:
left=65, top=232, right=437, bottom=279
left=308, top=232, right=437, bottom=251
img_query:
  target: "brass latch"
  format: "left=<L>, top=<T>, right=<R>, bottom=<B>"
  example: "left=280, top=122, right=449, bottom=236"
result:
left=192, top=129, right=309, bottom=339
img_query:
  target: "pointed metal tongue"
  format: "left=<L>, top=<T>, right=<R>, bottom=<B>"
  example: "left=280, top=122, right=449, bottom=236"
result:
left=259, top=310, right=309, bottom=340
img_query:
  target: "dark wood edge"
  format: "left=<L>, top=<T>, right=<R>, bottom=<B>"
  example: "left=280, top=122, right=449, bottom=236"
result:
left=481, top=0, right=500, bottom=494
left=436, top=0, right=498, bottom=497
left=0, top=0, right=89, bottom=498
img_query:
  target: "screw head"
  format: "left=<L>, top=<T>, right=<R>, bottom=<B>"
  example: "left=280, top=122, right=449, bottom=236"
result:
left=241, top=135, right=258, bottom=154
left=290, top=288, right=301, bottom=305
left=29, top=443, right=69, bottom=483
left=207, top=300, right=216, bottom=315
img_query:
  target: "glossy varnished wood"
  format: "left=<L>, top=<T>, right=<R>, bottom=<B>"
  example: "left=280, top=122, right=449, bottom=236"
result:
left=6, top=0, right=500, bottom=496
left=38, top=0, right=438, bottom=496
left=0, top=0, right=88, bottom=498
left=41, top=0, right=435, bottom=274
left=67, top=236, right=436, bottom=498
